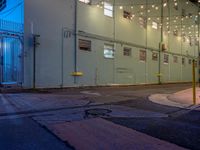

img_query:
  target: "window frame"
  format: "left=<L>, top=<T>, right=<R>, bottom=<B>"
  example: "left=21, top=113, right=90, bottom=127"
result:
left=79, top=39, right=91, bottom=51
left=152, top=21, right=158, bottom=30
left=104, top=44, right=114, bottom=59
left=182, top=57, right=185, bottom=65
left=78, top=0, right=90, bottom=4
left=139, top=50, right=146, bottom=62
left=123, top=11, right=132, bottom=20
left=163, top=54, right=169, bottom=64
left=173, top=56, right=178, bottom=63
left=123, top=47, right=132, bottom=56
left=152, top=52, right=158, bottom=61
left=104, top=2, right=113, bottom=17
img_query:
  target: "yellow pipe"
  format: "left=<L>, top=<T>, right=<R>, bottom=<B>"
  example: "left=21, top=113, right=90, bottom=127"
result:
left=192, top=60, right=196, bottom=105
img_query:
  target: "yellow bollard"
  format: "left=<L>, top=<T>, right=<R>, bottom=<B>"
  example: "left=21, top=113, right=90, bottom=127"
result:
left=192, top=60, right=196, bottom=105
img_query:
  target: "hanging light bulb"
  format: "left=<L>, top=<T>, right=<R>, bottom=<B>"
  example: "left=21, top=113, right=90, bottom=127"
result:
left=119, top=6, right=123, bottom=9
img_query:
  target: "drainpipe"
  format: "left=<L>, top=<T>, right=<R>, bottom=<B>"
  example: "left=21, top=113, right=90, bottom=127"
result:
left=158, top=0, right=164, bottom=84
left=74, top=0, right=78, bottom=84
left=33, top=34, right=40, bottom=89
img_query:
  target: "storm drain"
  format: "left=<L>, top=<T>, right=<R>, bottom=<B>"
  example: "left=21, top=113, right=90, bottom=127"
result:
left=85, top=108, right=112, bottom=118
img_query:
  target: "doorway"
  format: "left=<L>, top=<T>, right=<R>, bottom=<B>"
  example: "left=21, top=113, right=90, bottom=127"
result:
left=0, top=36, right=23, bottom=86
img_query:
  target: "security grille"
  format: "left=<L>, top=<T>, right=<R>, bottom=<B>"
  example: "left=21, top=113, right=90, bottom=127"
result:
left=0, top=0, right=6, bottom=11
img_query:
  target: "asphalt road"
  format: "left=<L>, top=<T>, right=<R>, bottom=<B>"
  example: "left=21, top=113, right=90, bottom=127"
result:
left=107, top=103, right=200, bottom=150
left=0, top=117, right=73, bottom=150
left=0, top=83, right=199, bottom=150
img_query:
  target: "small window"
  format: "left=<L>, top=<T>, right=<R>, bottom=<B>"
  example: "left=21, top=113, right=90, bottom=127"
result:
left=123, top=11, right=132, bottom=20
left=139, top=50, right=146, bottom=61
left=173, top=56, right=178, bottom=63
left=173, top=30, right=178, bottom=36
left=104, top=2, right=113, bottom=17
left=182, top=57, right=185, bottom=65
left=152, top=52, right=158, bottom=61
left=188, top=59, right=192, bottom=64
left=152, top=21, right=158, bottom=29
left=79, top=0, right=90, bottom=4
left=79, top=39, right=91, bottom=51
left=174, top=3, right=178, bottom=11
left=139, top=17, right=147, bottom=28
left=104, top=44, right=114, bottom=58
left=164, top=54, right=169, bottom=64
left=123, top=47, right=132, bottom=56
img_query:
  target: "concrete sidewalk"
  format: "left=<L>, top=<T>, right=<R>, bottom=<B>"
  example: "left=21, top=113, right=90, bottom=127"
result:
left=149, top=87, right=200, bottom=109
left=48, top=118, right=187, bottom=150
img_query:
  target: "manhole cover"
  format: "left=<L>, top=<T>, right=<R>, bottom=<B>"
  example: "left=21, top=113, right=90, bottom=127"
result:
left=85, top=108, right=112, bottom=117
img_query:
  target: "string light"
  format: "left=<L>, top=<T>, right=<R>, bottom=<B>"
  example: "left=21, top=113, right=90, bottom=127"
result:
left=163, top=3, right=167, bottom=7
left=94, top=0, right=199, bottom=43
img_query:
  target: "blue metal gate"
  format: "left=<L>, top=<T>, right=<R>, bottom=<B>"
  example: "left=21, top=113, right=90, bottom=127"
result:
left=0, top=19, right=23, bottom=86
